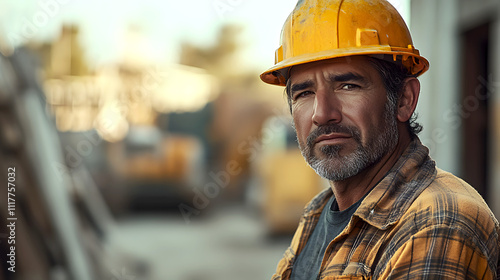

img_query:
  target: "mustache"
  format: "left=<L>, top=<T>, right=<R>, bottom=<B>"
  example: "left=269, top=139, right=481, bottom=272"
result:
left=306, top=124, right=361, bottom=148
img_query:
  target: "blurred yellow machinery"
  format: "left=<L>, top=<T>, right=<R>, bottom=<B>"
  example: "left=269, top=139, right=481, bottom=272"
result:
left=107, top=127, right=205, bottom=213
left=259, top=150, right=325, bottom=234
left=253, top=116, right=326, bottom=235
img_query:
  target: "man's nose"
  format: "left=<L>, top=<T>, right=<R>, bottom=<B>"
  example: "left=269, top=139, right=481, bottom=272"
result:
left=312, top=90, right=342, bottom=126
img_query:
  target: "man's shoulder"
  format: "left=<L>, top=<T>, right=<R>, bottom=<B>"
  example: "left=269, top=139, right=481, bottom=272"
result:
left=418, top=168, right=491, bottom=213
left=403, top=167, right=499, bottom=241
left=373, top=168, right=500, bottom=279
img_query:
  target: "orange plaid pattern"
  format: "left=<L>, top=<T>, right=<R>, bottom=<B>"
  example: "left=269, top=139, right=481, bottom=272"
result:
left=272, top=139, right=500, bottom=279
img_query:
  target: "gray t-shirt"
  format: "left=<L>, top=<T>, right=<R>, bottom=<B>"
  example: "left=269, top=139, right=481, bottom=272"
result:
left=290, top=195, right=363, bottom=280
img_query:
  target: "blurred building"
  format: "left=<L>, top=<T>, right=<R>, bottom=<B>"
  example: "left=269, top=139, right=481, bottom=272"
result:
left=25, top=25, right=222, bottom=214
left=25, top=23, right=297, bottom=218
left=411, top=0, right=500, bottom=216
left=35, top=25, right=218, bottom=140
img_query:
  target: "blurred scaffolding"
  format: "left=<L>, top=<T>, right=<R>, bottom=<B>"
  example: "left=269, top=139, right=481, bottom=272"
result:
left=0, top=47, right=149, bottom=280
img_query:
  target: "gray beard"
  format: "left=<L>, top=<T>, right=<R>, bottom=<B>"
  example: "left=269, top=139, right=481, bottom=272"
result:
left=297, top=102, right=398, bottom=182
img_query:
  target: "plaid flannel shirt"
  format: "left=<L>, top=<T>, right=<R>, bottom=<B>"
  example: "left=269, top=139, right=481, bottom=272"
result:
left=272, top=139, right=500, bottom=279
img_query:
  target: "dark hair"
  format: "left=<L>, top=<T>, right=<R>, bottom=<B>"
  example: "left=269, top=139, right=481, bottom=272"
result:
left=284, top=56, right=423, bottom=138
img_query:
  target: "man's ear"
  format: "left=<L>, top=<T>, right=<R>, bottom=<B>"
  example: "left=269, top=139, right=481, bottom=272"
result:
left=397, top=77, right=420, bottom=123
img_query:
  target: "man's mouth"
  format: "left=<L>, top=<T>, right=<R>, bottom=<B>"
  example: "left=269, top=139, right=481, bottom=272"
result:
left=314, top=133, right=352, bottom=145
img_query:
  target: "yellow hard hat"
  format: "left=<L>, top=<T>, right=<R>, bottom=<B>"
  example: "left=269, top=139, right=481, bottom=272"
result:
left=260, top=0, right=429, bottom=86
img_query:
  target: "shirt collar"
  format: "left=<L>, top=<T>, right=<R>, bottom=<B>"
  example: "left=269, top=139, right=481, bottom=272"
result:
left=356, top=138, right=436, bottom=229
left=301, top=138, right=436, bottom=229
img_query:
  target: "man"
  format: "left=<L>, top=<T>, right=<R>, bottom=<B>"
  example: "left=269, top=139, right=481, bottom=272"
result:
left=260, top=0, right=500, bottom=279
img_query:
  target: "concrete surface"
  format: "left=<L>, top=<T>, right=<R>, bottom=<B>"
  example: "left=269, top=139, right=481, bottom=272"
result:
left=111, top=205, right=291, bottom=280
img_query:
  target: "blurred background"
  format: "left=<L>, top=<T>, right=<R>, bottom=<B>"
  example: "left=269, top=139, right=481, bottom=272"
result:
left=0, top=0, right=499, bottom=279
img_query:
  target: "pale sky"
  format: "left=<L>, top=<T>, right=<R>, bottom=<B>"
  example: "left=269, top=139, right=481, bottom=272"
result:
left=0, top=0, right=409, bottom=71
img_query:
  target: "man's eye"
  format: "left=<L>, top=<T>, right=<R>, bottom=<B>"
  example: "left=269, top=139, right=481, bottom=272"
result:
left=294, top=91, right=313, bottom=100
left=341, top=84, right=360, bottom=90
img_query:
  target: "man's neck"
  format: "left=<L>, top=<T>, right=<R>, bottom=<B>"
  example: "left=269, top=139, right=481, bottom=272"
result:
left=329, top=132, right=412, bottom=211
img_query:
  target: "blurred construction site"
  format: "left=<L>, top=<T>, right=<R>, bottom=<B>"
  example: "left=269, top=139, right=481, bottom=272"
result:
left=0, top=0, right=500, bottom=279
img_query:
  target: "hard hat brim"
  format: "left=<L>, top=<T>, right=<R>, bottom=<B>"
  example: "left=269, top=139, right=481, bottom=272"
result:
left=260, top=47, right=430, bottom=86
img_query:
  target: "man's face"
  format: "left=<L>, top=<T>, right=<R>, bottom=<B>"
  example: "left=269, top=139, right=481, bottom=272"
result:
left=289, top=56, right=399, bottom=181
